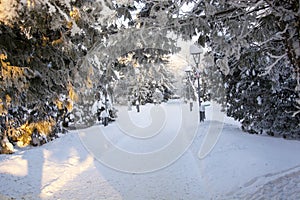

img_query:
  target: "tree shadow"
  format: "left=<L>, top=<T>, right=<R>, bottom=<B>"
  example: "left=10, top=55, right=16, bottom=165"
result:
left=0, top=146, right=44, bottom=199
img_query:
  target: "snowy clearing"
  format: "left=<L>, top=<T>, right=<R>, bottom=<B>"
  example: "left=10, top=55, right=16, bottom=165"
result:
left=1, top=102, right=300, bottom=200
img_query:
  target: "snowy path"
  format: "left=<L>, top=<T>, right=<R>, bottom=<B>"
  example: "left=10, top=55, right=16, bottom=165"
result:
left=1, top=102, right=300, bottom=199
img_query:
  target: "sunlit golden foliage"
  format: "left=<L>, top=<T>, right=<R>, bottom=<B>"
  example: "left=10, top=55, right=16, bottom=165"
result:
left=42, top=35, right=49, bottom=46
left=0, top=0, right=19, bottom=25
left=70, top=7, right=80, bottom=22
left=54, top=98, right=63, bottom=110
left=0, top=53, right=6, bottom=60
left=0, top=54, right=30, bottom=92
left=85, top=66, right=94, bottom=89
left=0, top=54, right=31, bottom=109
left=118, top=53, right=134, bottom=65
left=8, top=119, right=55, bottom=147
left=27, top=0, right=35, bottom=9
left=118, top=53, right=140, bottom=68
left=0, top=99, right=4, bottom=114
left=54, top=85, right=77, bottom=112
left=68, top=83, right=78, bottom=102
left=65, top=100, right=73, bottom=112
left=67, top=21, right=73, bottom=29
left=51, top=37, right=63, bottom=46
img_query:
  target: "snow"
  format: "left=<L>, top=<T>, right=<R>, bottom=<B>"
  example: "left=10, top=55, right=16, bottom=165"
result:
left=257, top=96, right=262, bottom=105
left=1, top=101, right=300, bottom=199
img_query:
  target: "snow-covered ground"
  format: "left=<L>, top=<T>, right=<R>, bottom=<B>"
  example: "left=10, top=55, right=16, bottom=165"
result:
left=1, top=101, right=300, bottom=200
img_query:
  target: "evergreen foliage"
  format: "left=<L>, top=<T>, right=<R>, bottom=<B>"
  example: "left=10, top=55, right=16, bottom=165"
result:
left=195, top=0, right=300, bottom=138
left=0, top=0, right=300, bottom=153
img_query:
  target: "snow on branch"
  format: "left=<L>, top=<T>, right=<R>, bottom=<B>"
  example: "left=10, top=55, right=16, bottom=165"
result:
left=255, top=24, right=288, bottom=47
left=293, top=109, right=300, bottom=117
left=276, top=24, right=289, bottom=37
left=293, top=98, right=300, bottom=117
left=259, top=52, right=287, bottom=76
left=267, top=52, right=287, bottom=59
left=265, top=0, right=299, bottom=16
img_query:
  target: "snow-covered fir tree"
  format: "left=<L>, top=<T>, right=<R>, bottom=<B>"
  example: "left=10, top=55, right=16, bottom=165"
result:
left=197, top=0, right=300, bottom=138
left=113, top=50, right=177, bottom=105
left=1, top=0, right=300, bottom=153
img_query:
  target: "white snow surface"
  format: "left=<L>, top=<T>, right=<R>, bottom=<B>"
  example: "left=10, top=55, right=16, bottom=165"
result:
left=1, top=101, right=300, bottom=200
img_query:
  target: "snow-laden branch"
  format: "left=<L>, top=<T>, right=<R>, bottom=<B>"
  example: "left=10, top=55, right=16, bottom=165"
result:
left=276, top=24, right=289, bottom=36
left=259, top=52, right=287, bottom=76
left=265, top=0, right=299, bottom=17
left=254, top=24, right=288, bottom=47
left=212, top=2, right=270, bottom=22
left=293, top=97, right=300, bottom=117
left=267, top=52, right=287, bottom=59
left=293, top=109, right=300, bottom=117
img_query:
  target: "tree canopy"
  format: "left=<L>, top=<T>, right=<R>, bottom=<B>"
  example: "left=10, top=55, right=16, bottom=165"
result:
left=0, top=0, right=299, bottom=140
